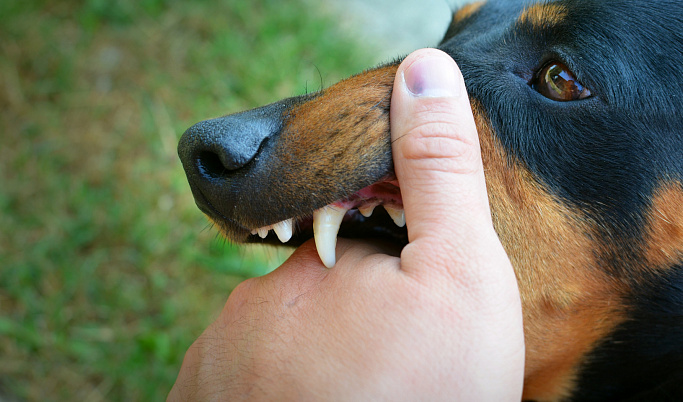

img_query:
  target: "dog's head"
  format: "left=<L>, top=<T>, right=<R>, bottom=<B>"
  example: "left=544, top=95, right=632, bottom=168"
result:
left=179, top=0, right=683, bottom=399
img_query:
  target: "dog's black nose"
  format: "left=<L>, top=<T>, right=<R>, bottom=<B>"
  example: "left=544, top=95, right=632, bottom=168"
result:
left=178, top=106, right=283, bottom=180
left=177, top=102, right=292, bottom=231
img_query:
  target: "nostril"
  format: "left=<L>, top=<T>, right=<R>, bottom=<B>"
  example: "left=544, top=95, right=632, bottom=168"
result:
left=179, top=104, right=286, bottom=182
left=196, top=150, right=234, bottom=179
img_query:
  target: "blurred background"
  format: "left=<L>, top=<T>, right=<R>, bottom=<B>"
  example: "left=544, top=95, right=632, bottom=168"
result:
left=0, top=0, right=452, bottom=400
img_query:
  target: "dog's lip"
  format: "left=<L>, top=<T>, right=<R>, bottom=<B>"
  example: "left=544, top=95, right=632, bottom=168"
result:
left=248, top=176, right=403, bottom=236
left=192, top=186, right=252, bottom=233
left=191, top=173, right=406, bottom=250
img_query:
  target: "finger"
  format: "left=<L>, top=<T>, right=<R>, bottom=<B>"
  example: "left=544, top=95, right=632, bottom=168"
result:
left=390, top=49, right=500, bottom=275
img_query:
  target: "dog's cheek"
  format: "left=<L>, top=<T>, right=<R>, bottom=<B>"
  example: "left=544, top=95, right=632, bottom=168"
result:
left=471, top=102, right=628, bottom=400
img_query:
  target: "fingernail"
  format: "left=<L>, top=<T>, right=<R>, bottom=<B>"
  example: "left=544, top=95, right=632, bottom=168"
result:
left=403, top=55, right=461, bottom=98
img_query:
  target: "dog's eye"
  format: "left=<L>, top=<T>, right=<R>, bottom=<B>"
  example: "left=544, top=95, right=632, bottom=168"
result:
left=532, top=62, right=591, bottom=101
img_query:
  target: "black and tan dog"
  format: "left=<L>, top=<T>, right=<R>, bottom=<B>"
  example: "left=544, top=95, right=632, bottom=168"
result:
left=178, top=0, right=683, bottom=400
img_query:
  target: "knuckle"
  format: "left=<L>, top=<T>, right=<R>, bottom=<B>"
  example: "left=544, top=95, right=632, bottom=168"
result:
left=395, top=97, right=480, bottom=163
left=221, top=278, right=261, bottom=319
left=229, top=277, right=257, bottom=301
left=397, top=119, right=481, bottom=175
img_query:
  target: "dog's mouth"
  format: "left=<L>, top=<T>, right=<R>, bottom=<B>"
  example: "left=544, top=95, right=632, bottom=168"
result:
left=245, top=177, right=407, bottom=267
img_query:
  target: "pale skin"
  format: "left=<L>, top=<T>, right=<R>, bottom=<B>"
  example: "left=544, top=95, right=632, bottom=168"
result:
left=169, top=49, right=525, bottom=401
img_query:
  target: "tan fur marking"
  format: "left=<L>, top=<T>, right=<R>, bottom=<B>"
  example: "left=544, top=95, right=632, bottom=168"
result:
left=518, top=3, right=568, bottom=28
left=472, top=103, right=626, bottom=401
left=274, top=65, right=398, bottom=214
left=643, top=182, right=683, bottom=270
left=451, top=1, right=486, bottom=25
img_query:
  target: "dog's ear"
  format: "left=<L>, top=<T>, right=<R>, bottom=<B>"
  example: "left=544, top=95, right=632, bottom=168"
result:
left=441, top=1, right=486, bottom=43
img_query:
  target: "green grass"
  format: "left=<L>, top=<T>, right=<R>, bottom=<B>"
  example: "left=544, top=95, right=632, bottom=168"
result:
left=0, top=0, right=373, bottom=400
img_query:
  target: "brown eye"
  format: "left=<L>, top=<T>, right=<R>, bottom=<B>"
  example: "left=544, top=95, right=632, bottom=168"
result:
left=532, top=62, right=591, bottom=101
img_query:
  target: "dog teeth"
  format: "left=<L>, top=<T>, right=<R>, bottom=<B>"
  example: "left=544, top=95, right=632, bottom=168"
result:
left=251, top=219, right=293, bottom=241
left=383, top=205, right=406, bottom=227
left=257, top=227, right=269, bottom=238
left=250, top=203, right=404, bottom=268
left=358, top=204, right=376, bottom=217
left=272, top=219, right=293, bottom=243
left=313, top=206, right=348, bottom=268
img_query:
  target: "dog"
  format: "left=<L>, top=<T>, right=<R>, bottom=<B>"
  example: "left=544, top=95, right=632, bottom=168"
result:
left=177, top=0, right=683, bottom=400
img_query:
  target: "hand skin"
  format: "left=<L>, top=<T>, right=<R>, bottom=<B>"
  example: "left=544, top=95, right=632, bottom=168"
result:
left=169, top=48, right=525, bottom=401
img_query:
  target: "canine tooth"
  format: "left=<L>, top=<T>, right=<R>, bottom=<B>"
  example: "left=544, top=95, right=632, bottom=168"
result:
left=313, top=206, right=347, bottom=268
left=384, top=206, right=406, bottom=227
left=358, top=205, right=375, bottom=217
left=272, top=219, right=293, bottom=243
left=257, top=227, right=269, bottom=238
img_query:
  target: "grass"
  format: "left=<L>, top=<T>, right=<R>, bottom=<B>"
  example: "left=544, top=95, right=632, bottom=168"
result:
left=0, top=0, right=374, bottom=400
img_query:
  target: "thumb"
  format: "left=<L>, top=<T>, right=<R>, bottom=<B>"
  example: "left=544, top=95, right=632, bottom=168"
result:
left=390, top=48, right=498, bottom=275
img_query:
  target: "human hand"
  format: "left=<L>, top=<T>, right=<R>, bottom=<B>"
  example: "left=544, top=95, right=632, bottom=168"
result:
left=169, top=48, right=524, bottom=401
